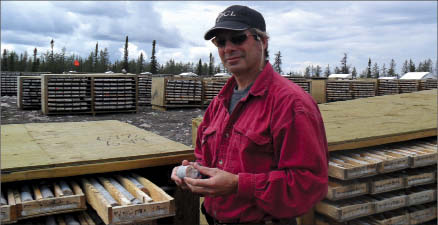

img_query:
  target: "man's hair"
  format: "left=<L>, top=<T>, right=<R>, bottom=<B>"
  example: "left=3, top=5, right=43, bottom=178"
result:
left=249, top=28, right=269, bottom=61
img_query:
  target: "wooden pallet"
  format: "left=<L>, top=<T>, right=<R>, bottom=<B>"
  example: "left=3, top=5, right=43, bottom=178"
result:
left=1, top=72, right=21, bottom=96
left=41, top=74, right=138, bottom=115
left=138, top=75, right=152, bottom=106
left=284, top=77, right=312, bottom=93
left=17, top=76, right=42, bottom=110
left=151, top=77, right=203, bottom=110
left=202, top=77, right=228, bottom=105
left=420, top=79, right=437, bottom=90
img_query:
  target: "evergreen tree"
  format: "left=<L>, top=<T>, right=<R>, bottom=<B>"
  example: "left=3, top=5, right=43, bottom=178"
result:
left=340, top=53, right=349, bottom=74
left=352, top=67, right=357, bottom=79
left=196, top=59, right=202, bottom=75
left=2, top=49, right=8, bottom=71
left=150, top=40, right=158, bottom=74
left=137, top=52, right=144, bottom=73
left=402, top=60, right=409, bottom=75
left=94, top=42, right=99, bottom=72
left=32, top=48, right=38, bottom=72
left=388, top=59, right=396, bottom=77
left=366, top=58, right=372, bottom=78
left=273, top=51, right=282, bottom=74
left=208, top=53, right=214, bottom=75
left=334, top=66, right=340, bottom=74
left=123, top=36, right=129, bottom=72
left=315, top=65, right=321, bottom=78
left=427, top=59, right=433, bottom=72
left=372, top=63, right=380, bottom=78
left=324, top=64, right=331, bottom=77
left=99, top=48, right=110, bottom=72
left=381, top=63, right=387, bottom=77
left=409, top=59, right=415, bottom=72
left=50, top=39, right=55, bottom=72
left=304, top=66, right=311, bottom=78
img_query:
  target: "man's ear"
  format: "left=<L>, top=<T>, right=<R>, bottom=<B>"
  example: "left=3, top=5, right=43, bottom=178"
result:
left=262, top=37, right=268, bottom=51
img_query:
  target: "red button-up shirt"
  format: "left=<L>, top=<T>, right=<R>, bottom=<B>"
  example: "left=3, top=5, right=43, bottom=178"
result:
left=195, top=63, right=328, bottom=223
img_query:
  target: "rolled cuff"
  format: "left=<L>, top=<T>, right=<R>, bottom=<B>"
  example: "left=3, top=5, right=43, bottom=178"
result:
left=237, top=173, right=255, bottom=199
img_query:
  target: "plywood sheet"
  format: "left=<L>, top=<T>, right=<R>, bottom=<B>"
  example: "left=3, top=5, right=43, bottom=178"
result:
left=319, top=89, right=436, bottom=150
left=1, top=120, right=193, bottom=173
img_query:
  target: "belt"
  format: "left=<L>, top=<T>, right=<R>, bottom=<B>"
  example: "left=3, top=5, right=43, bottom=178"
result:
left=201, top=203, right=296, bottom=225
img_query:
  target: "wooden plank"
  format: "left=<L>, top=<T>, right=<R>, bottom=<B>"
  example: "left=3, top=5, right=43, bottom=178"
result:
left=151, top=77, right=165, bottom=106
left=2, top=153, right=195, bottom=183
left=1, top=120, right=193, bottom=175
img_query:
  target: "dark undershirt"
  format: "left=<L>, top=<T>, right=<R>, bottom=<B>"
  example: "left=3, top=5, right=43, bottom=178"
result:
left=228, top=83, right=253, bottom=114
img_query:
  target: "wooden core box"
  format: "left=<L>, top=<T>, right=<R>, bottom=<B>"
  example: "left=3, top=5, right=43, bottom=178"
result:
left=82, top=174, right=175, bottom=225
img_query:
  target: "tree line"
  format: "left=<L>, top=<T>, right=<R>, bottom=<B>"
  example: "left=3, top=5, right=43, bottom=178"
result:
left=272, top=52, right=436, bottom=78
left=2, top=38, right=436, bottom=78
left=1, top=36, right=224, bottom=76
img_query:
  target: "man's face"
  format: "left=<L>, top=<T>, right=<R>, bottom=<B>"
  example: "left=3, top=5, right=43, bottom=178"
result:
left=214, top=29, right=265, bottom=76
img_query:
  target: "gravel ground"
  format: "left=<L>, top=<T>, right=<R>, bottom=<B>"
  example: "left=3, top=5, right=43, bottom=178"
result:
left=1, top=95, right=206, bottom=147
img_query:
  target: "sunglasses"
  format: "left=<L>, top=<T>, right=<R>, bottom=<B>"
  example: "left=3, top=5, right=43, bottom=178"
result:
left=212, top=33, right=259, bottom=48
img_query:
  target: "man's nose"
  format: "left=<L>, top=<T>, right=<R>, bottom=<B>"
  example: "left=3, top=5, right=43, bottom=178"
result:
left=223, top=40, right=237, bottom=53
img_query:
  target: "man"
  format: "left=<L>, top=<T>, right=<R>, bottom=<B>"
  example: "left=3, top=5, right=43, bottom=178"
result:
left=171, top=5, right=328, bottom=225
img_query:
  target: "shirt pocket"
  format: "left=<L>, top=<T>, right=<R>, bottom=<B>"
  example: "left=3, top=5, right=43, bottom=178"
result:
left=232, top=126, right=273, bottom=173
left=200, top=126, right=217, bottom=165
left=233, top=125, right=271, bottom=151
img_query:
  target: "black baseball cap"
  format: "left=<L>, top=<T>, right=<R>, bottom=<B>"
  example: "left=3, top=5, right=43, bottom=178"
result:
left=204, top=5, right=266, bottom=40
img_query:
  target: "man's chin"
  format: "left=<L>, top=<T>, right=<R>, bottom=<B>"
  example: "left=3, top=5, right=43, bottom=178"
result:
left=226, top=65, right=244, bottom=74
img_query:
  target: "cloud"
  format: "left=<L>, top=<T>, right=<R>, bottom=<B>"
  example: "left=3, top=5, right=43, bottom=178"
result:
left=118, top=42, right=148, bottom=61
left=1, top=2, right=76, bottom=35
left=1, top=1, right=436, bottom=75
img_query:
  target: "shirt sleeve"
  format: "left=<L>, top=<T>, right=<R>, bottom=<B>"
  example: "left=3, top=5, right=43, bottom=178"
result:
left=236, top=98, right=329, bottom=218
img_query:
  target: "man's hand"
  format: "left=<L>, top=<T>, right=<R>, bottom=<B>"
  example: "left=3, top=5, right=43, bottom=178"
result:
left=184, top=164, right=238, bottom=197
left=171, top=160, right=192, bottom=189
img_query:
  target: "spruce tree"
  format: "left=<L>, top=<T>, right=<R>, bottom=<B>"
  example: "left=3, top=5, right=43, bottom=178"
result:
left=2, top=49, right=8, bottom=71
left=388, top=59, right=396, bottom=77
left=94, top=42, right=99, bottom=72
left=324, top=64, right=331, bottom=77
left=366, top=58, right=372, bottom=78
left=352, top=67, right=357, bottom=79
left=50, top=39, right=55, bottom=72
left=304, top=66, right=310, bottom=78
left=273, top=51, right=282, bottom=74
left=340, top=53, right=349, bottom=74
left=137, top=52, right=144, bottom=73
left=372, top=63, right=380, bottom=78
left=409, top=59, right=415, bottom=72
left=123, top=36, right=129, bottom=72
left=401, top=60, right=409, bottom=75
left=315, top=65, right=321, bottom=78
left=196, top=59, right=202, bottom=75
left=381, top=63, right=387, bottom=77
left=150, top=40, right=158, bottom=74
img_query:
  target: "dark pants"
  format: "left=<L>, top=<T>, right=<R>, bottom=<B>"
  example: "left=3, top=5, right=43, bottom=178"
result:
left=201, top=203, right=297, bottom=225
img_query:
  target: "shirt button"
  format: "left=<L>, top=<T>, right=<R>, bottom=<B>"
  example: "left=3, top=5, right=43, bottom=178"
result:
left=225, top=133, right=229, bottom=138
left=219, top=160, right=223, bottom=165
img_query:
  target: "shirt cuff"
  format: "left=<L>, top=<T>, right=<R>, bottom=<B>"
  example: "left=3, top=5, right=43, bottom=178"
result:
left=237, top=173, right=255, bottom=199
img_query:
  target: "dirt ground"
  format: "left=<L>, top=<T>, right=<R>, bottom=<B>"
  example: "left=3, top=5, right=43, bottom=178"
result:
left=1, top=95, right=206, bottom=148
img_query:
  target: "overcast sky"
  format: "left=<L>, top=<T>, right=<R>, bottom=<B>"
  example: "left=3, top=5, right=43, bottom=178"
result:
left=1, top=1, right=437, bottom=74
